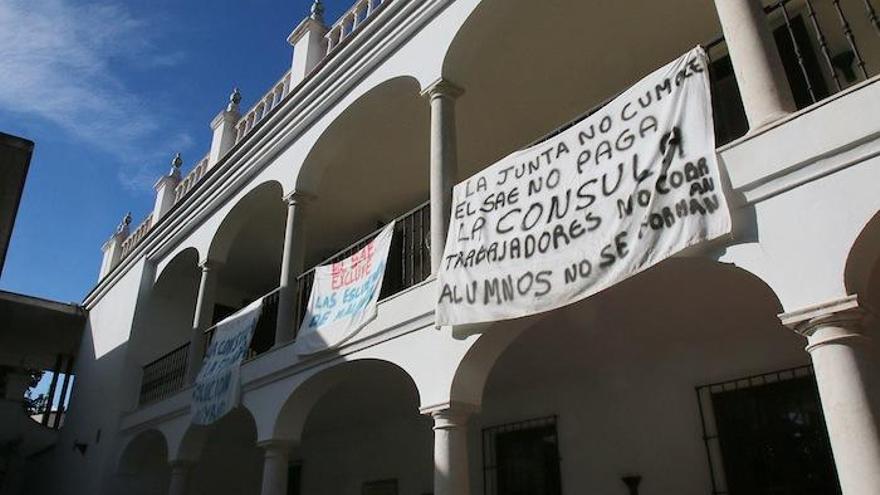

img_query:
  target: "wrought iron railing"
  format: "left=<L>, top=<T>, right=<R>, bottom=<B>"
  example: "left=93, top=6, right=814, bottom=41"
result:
left=138, top=289, right=280, bottom=406
left=139, top=343, right=189, bottom=406
left=293, top=201, right=431, bottom=330
left=204, top=288, right=281, bottom=361
left=706, top=0, right=880, bottom=144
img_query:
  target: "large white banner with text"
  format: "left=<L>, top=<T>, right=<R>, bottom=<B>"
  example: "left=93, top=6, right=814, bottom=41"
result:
left=296, top=222, right=395, bottom=354
left=192, top=299, right=262, bottom=425
left=437, top=47, right=731, bottom=326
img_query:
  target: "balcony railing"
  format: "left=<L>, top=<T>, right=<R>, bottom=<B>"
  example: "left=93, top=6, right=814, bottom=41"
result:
left=139, top=343, right=188, bottom=406
left=120, top=214, right=153, bottom=259
left=138, top=289, right=280, bottom=406
left=204, top=288, right=281, bottom=361
left=293, top=200, right=431, bottom=330
left=174, top=154, right=210, bottom=204
left=234, top=71, right=293, bottom=145
left=133, top=0, right=880, bottom=407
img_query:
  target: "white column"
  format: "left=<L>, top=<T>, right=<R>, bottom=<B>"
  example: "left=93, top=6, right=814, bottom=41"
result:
left=258, top=440, right=291, bottom=495
left=713, top=0, right=795, bottom=129
left=422, top=80, right=464, bottom=274
left=276, top=191, right=311, bottom=345
left=431, top=407, right=472, bottom=495
left=185, top=260, right=220, bottom=384
left=781, top=295, right=880, bottom=495
left=167, top=461, right=193, bottom=495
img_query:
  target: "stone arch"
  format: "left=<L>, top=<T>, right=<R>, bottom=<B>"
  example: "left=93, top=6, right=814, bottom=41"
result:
left=845, top=210, right=880, bottom=307
left=185, top=407, right=263, bottom=495
left=440, top=0, right=723, bottom=180
left=447, top=258, right=806, bottom=494
left=130, top=247, right=200, bottom=372
left=448, top=258, right=790, bottom=411
left=271, top=358, right=422, bottom=444
left=293, top=75, right=428, bottom=267
left=207, top=180, right=285, bottom=266
left=115, top=429, right=170, bottom=495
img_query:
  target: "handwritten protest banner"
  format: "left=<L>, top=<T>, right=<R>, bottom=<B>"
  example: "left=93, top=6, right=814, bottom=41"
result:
left=191, top=299, right=262, bottom=425
left=296, top=222, right=395, bottom=354
left=437, top=47, right=731, bottom=326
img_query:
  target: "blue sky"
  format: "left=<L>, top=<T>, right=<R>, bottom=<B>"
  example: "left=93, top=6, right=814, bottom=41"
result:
left=0, top=0, right=347, bottom=303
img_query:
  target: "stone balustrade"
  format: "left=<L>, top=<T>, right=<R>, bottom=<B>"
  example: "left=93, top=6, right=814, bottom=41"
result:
left=173, top=154, right=210, bottom=204
left=326, top=0, right=387, bottom=52
left=120, top=214, right=153, bottom=259
left=234, top=71, right=293, bottom=144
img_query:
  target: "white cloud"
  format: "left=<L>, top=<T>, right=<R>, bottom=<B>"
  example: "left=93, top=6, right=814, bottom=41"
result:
left=0, top=0, right=192, bottom=190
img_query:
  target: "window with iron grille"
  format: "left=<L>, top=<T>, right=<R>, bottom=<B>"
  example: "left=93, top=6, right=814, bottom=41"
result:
left=482, top=415, right=561, bottom=495
left=696, top=365, right=840, bottom=495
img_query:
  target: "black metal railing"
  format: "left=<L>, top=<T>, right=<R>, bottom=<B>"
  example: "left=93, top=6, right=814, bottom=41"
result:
left=706, top=0, right=880, bottom=144
left=205, top=288, right=281, bottom=361
left=293, top=201, right=431, bottom=330
left=139, top=343, right=189, bottom=406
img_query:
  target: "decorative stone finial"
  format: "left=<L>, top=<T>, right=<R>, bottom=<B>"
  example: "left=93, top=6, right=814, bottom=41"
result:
left=170, top=152, right=183, bottom=174
left=310, top=0, right=325, bottom=23
left=227, top=87, right=242, bottom=112
left=116, top=212, right=132, bottom=235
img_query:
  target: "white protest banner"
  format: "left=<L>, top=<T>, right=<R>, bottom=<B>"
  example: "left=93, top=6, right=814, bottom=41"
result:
left=437, top=47, right=731, bottom=326
left=296, top=222, right=395, bottom=354
left=191, top=299, right=262, bottom=425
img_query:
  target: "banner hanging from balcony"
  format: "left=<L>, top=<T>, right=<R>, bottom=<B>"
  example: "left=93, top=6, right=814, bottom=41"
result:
left=296, top=221, right=396, bottom=354
left=191, top=299, right=263, bottom=425
left=437, top=46, right=731, bottom=326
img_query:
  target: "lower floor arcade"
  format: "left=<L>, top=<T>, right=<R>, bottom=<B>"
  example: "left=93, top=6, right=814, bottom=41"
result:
left=114, top=256, right=878, bottom=495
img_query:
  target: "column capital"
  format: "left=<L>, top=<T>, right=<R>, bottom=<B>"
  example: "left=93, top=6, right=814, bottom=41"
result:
left=779, top=295, right=873, bottom=351
left=199, top=259, right=223, bottom=272
left=421, top=79, right=465, bottom=101
left=283, top=190, right=316, bottom=206
left=169, top=459, right=195, bottom=471
left=257, top=439, right=292, bottom=456
left=422, top=402, right=478, bottom=430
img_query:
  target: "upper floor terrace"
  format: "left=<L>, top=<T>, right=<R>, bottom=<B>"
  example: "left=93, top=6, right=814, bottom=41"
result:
left=85, top=0, right=880, bottom=412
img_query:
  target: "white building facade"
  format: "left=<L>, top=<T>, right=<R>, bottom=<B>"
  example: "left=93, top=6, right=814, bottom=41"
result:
left=27, top=0, right=880, bottom=494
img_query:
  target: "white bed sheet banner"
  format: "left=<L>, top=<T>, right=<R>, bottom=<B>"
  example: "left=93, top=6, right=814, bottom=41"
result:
left=437, top=47, right=731, bottom=326
left=191, top=299, right=262, bottom=425
left=296, top=222, right=395, bottom=354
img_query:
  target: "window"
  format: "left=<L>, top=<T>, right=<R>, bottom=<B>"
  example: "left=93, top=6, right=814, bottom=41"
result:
left=483, top=416, right=561, bottom=495
left=696, top=366, right=840, bottom=495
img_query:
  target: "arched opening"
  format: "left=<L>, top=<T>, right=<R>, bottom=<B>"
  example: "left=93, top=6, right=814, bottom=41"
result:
left=116, top=430, right=170, bottom=495
left=297, top=77, right=429, bottom=268
left=443, top=0, right=728, bottom=180
left=845, top=210, right=880, bottom=306
left=209, top=181, right=286, bottom=353
left=457, top=259, right=841, bottom=495
left=132, top=248, right=200, bottom=405
left=188, top=408, right=263, bottom=495
left=274, top=360, right=432, bottom=495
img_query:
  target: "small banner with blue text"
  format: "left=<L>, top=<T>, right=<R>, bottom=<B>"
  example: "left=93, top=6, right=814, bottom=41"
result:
left=296, top=221, right=395, bottom=354
left=191, top=299, right=262, bottom=425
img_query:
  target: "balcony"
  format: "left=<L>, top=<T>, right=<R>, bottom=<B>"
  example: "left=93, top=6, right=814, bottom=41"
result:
left=137, top=202, right=429, bottom=405
left=132, top=0, right=880, bottom=409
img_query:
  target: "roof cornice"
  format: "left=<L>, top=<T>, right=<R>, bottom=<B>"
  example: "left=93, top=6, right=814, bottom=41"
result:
left=83, top=0, right=453, bottom=309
